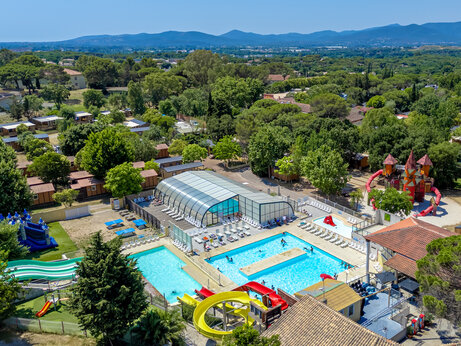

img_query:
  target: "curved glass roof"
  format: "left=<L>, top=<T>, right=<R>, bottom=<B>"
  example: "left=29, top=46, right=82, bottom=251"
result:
left=156, top=171, right=291, bottom=223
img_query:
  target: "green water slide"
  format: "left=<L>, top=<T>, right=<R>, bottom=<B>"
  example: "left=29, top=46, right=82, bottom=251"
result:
left=5, top=258, right=83, bottom=281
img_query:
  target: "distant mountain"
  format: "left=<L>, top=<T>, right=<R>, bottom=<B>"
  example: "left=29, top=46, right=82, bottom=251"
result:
left=4, top=21, right=461, bottom=50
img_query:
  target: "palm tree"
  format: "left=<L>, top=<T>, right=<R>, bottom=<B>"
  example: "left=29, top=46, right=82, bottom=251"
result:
left=132, top=308, right=186, bottom=346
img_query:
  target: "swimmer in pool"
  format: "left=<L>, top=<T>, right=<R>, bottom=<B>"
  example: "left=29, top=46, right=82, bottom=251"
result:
left=310, top=246, right=314, bottom=253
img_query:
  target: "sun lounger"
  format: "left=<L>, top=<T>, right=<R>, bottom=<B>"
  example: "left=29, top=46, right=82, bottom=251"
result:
left=244, top=231, right=251, bottom=236
left=194, top=237, right=203, bottom=244
left=340, top=242, right=348, bottom=248
left=329, top=235, right=338, bottom=243
left=324, top=232, right=333, bottom=241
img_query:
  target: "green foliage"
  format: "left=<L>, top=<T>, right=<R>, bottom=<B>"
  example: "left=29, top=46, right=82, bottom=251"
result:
left=69, top=232, right=147, bottom=342
left=0, top=221, right=29, bottom=260
left=248, top=125, right=292, bottom=176
left=366, top=95, right=386, bottom=108
left=15, top=123, right=29, bottom=136
left=142, top=125, right=163, bottom=142
left=144, top=160, right=160, bottom=172
left=159, top=99, right=177, bottom=117
left=349, top=189, right=364, bottom=210
left=104, top=162, right=144, bottom=198
left=310, top=93, right=348, bottom=118
left=131, top=308, right=186, bottom=346
left=22, top=94, right=43, bottom=119
left=0, top=160, right=31, bottom=221
left=29, top=152, right=70, bottom=186
left=107, top=92, right=128, bottom=110
left=222, top=324, right=281, bottom=346
left=213, top=135, right=242, bottom=164
left=143, top=72, right=183, bottom=106
left=52, top=189, right=79, bottom=207
left=170, top=88, right=208, bottom=117
left=81, top=57, right=118, bottom=90
left=0, top=138, right=17, bottom=164
left=142, top=108, right=176, bottom=134
left=8, top=96, right=24, bottom=121
left=128, top=81, right=146, bottom=115
left=300, top=145, right=349, bottom=196
left=275, top=156, right=298, bottom=176
left=182, top=144, right=208, bottom=163
left=0, top=251, right=22, bottom=321
left=368, top=188, right=413, bottom=216
left=428, top=142, right=460, bottom=189
left=82, top=89, right=105, bottom=109
left=59, top=122, right=105, bottom=156
left=24, top=138, right=53, bottom=161
left=207, top=114, right=235, bottom=141
left=40, top=84, right=70, bottom=109
left=183, top=50, right=223, bottom=86
left=168, top=139, right=188, bottom=156
left=416, top=235, right=461, bottom=325
left=79, top=127, right=135, bottom=178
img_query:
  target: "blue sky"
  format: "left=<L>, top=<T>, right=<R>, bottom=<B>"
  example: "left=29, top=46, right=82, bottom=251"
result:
left=2, top=0, right=461, bottom=41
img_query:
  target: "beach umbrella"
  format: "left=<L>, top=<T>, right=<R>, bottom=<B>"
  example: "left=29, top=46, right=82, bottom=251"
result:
left=39, top=218, right=44, bottom=224
left=7, top=213, right=11, bottom=219
left=14, top=212, right=19, bottom=218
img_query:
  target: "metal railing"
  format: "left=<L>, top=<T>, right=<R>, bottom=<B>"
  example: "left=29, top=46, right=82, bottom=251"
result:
left=185, top=253, right=223, bottom=286
left=299, top=195, right=363, bottom=219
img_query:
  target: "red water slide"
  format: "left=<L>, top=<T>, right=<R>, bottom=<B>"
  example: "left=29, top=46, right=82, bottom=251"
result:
left=366, top=169, right=383, bottom=209
left=235, top=281, right=288, bottom=310
left=196, top=281, right=289, bottom=310
left=416, top=187, right=442, bottom=217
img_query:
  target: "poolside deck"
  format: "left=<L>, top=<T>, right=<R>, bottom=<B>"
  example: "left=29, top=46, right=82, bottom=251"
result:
left=239, top=248, right=306, bottom=277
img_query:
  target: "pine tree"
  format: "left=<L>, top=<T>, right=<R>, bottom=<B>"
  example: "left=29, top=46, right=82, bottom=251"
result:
left=69, top=232, right=147, bottom=343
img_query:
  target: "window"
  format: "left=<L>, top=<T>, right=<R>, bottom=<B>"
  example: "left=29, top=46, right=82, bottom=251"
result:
left=33, top=194, right=38, bottom=200
left=339, top=309, right=345, bottom=315
left=348, top=304, right=354, bottom=316
left=91, top=185, right=96, bottom=191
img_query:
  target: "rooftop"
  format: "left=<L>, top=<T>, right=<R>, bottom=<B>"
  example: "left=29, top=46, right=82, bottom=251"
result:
left=155, top=143, right=169, bottom=150
left=295, top=279, right=362, bottom=312
left=155, top=156, right=183, bottom=165
left=130, top=126, right=150, bottom=133
left=70, top=177, right=104, bottom=189
left=262, top=294, right=397, bottom=346
left=63, top=68, right=82, bottom=76
left=74, top=111, right=92, bottom=118
left=30, top=183, right=55, bottom=194
left=0, top=121, right=34, bottom=130
left=267, top=74, right=290, bottom=82
left=69, top=170, right=94, bottom=181
left=32, top=115, right=63, bottom=122
left=2, top=134, right=48, bottom=144
left=140, top=169, right=158, bottom=178
left=27, top=177, right=45, bottom=186
left=162, top=161, right=203, bottom=173
left=123, top=119, right=147, bottom=128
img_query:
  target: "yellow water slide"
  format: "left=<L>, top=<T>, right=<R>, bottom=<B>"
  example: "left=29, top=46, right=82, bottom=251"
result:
left=192, top=291, right=267, bottom=340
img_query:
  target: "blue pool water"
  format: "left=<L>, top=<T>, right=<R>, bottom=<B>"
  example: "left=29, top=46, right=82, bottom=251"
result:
left=130, top=246, right=200, bottom=303
left=206, top=233, right=347, bottom=294
left=313, top=216, right=353, bottom=239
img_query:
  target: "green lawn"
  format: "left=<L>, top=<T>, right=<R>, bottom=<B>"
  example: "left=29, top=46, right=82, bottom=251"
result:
left=25, top=222, right=78, bottom=261
left=14, top=295, right=78, bottom=323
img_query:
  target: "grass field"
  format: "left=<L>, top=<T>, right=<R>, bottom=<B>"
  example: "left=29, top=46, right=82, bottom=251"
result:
left=25, top=222, right=78, bottom=261
left=14, top=295, right=78, bottom=323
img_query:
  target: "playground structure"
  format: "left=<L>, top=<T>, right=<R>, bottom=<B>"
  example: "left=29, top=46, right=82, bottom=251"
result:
left=6, top=257, right=81, bottom=281
left=0, top=210, right=58, bottom=252
left=323, top=215, right=336, bottom=227
left=178, top=282, right=287, bottom=340
left=366, top=151, right=441, bottom=217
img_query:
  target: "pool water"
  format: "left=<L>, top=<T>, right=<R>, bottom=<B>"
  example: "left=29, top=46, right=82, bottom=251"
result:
left=130, top=246, right=200, bottom=303
left=206, top=233, right=347, bottom=294
left=313, top=215, right=353, bottom=239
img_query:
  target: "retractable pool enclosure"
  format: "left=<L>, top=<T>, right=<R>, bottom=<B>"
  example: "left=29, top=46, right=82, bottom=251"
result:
left=155, top=171, right=294, bottom=226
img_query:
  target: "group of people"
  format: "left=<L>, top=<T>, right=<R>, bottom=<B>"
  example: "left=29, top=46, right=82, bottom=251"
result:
left=340, top=261, right=352, bottom=269
left=281, top=238, right=288, bottom=246
left=303, top=246, right=314, bottom=253
left=226, top=255, right=234, bottom=263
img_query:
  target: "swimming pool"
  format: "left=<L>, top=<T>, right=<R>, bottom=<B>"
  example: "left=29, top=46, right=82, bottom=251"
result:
left=313, top=215, right=353, bottom=239
left=206, top=233, right=347, bottom=294
left=130, top=246, right=201, bottom=303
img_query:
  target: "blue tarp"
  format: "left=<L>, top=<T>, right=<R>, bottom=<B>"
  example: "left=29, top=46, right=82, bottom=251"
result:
left=115, top=228, right=135, bottom=237
left=105, top=219, right=123, bottom=227
left=133, top=219, right=147, bottom=227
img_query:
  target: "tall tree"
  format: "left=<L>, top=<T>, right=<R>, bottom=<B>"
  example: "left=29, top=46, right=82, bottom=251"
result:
left=69, top=233, right=147, bottom=343
left=22, top=95, right=43, bottom=119
left=82, top=57, right=118, bottom=91
left=183, top=50, right=223, bottom=86
left=143, top=73, right=183, bottom=106
left=368, top=188, right=413, bottom=216
left=29, top=152, right=70, bottom=187
left=104, top=162, right=144, bottom=198
left=416, top=235, right=461, bottom=326
left=300, top=145, right=349, bottom=196
left=0, top=161, right=32, bottom=216
left=41, top=84, right=70, bottom=109
left=0, top=221, right=29, bottom=260
left=310, top=93, right=348, bottom=118
left=128, top=81, right=146, bottom=115
left=59, top=123, right=105, bottom=156
left=0, top=251, right=22, bottom=321
left=79, top=127, right=135, bottom=178
left=223, top=324, right=280, bottom=346
left=182, top=144, right=208, bottom=163
left=213, top=136, right=242, bottom=166
left=428, top=142, right=460, bottom=189
left=83, top=89, right=106, bottom=109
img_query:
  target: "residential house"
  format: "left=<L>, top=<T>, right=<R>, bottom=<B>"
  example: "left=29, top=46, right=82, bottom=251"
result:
left=155, top=156, right=183, bottom=169
left=69, top=171, right=107, bottom=200
left=267, top=74, right=290, bottom=83
left=161, top=161, right=204, bottom=178
left=59, top=59, right=75, bottom=67
left=27, top=177, right=55, bottom=206
left=155, top=143, right=169, bottom=159
left=294, top=279, right=362, bottom=322
left=346, top=107, right=366, bottom=125
left=74, top=111, right=92, bottom=123
left=31, top=115, right=63, bottom=130
left=17, top=160, right=33, bottom=176
left=3, top=133, right=49, bottom=151
left=262, top=294, right=396, bottom=346
left=64, top=68, right=87, bottom=89
left=140, top=169, right=159, bottom=189
left=123, top=118, right=147, bottom=128
left=364, top=217, right=453, bottom=280
left=0, top=121, right=35, bottom=137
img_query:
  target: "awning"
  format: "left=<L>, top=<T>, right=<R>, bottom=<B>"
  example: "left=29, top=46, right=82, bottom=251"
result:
left=375, top=271, right=396, bottom=284
left=399, top=278, right=420, bottom=293
left=133, top=219, right=147, bottom=227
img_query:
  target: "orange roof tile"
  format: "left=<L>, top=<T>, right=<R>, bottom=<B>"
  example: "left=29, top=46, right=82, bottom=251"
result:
left=383, top=154, right=398, bottom=165
left=63, top=68, right=82, bottom=76
left=30, top=183, right=55, bottom=194
left=417, top=154, right=433, bottom=166
left=141, top=169, right=158, bottom=178
left=27, top=177, right=44, bottom=186
left=385, top=254, right=418, bottom=278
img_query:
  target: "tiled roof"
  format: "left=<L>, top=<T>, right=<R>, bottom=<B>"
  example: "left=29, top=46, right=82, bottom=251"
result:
left=364, top=218, right=453, bottom=260
left=405, top=150, right=417, bottom=171
left=63, top=68, right=82, bottom=76
left=70, top=177, right=104, bottom=189
left=347, top=107, right=365, bottom=124
left=17, top=161, right=32, bottom=169
left=155, top=143, right=169, bottom=150
left=140, top=169, right=158, bottom=178
left=132, top=161, right=145, bottom=169
left=385, top=254, right=418, bottom=278
left=30, top=183, right=55, bottom=194
left=417, top=154, right=433, bottom=166
left=262, top=294, right=397, bottom=346
left=295, top=279, right=361, bottom=312
left=267, top=74, right=290, bottom=82
left=163, top=162, right=203, bottom=173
